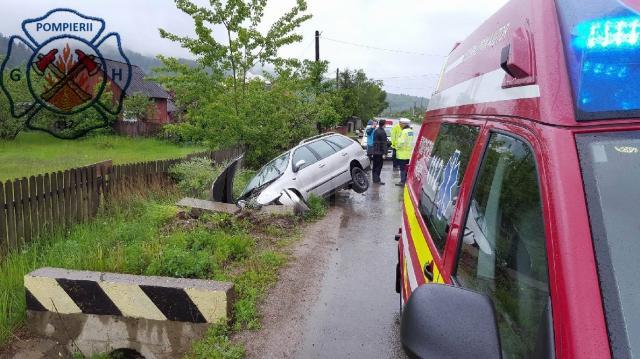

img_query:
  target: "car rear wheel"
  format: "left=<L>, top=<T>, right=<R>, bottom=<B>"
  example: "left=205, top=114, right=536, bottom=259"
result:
left=351, top=167, right=369, bottom=193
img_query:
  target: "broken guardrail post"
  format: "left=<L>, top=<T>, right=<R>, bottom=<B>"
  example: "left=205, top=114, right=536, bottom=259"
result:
left=24, top=268, right=234, bottom=358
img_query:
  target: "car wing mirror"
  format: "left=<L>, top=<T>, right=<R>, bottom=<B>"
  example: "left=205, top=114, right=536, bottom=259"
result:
left=293, top=159, right=306, bottom=173
left=401, top=284, right=502, bottom=359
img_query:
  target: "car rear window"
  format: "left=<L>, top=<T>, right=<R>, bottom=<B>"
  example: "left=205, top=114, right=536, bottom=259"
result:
left=417, top=124, right=480, bottom=253
left=326, top=135, right=355, bottom=149
left=577, top=131, right=640, bottom=357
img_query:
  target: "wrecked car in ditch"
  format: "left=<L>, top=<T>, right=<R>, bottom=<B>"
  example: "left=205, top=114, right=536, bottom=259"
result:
left=213, top=133, right=370, bottom=208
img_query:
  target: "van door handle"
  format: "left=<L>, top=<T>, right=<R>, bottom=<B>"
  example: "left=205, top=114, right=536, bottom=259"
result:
left=424, top=261, right=434, bottom=282
left=341, top=152, right=348, bottom=156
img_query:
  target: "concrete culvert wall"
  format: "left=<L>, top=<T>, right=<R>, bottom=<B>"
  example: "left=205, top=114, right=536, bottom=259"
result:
left=24, top=267, right=235, bottom=359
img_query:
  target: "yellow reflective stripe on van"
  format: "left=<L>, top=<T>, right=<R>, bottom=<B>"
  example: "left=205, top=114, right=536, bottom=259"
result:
left=403, top=187, right=445, bottom=284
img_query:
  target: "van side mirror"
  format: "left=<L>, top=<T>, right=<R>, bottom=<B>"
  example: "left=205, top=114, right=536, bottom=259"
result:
left=401, top=284, right=502, bottom=359
left=293, top=160, right=306, bottom=173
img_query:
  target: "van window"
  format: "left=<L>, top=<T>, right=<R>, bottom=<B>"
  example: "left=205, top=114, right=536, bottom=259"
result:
left=577, top=131, right=640, bottom=357
left=308, top=140, right=337, bottom=160
left=292, top=146, right=318, bottom=171
left=418, top=124, right=479, bottom=253
left=456, top=133, right=549, bottom=358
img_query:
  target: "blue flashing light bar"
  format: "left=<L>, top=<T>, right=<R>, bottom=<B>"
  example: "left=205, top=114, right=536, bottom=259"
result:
left=582, top=62, right=629, bottom=78
left=574, top=17, right=640, bottom=50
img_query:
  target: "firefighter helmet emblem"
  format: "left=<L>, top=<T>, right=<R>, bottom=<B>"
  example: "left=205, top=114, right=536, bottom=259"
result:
left=0, top=8, right=132, bottom=138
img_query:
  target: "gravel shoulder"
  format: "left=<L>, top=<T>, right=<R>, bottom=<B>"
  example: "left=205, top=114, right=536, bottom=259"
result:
left=234, top=206, right=345, bottom=358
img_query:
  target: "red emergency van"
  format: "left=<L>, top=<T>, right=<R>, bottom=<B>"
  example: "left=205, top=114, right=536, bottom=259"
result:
left=397, top=0, right=640, bottom=358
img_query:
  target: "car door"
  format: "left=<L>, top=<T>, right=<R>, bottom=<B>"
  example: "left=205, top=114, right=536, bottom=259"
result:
left=325, top=135, right=357, bottom=184
left=290, top=144, right=321, bottom=196
left=452, top=131, right=553, bottom=358
left=305, top=139, right=340, bottom=196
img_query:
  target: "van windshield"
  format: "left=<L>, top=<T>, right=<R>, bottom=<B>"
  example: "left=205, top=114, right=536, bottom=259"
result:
left=577, top=131, right=640, bottom=356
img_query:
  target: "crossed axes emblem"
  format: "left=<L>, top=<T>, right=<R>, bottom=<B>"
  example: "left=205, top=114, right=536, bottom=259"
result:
left=33, top=48, right=100, bottom=103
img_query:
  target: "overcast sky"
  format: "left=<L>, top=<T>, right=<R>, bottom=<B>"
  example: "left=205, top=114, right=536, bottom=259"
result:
left=0, top=0, right=508, bottom=98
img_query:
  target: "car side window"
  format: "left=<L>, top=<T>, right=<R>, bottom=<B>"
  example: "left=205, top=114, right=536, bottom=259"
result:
left=326, top=135, right=355, bottom=149
left=307, top=140, right=337, bottom=160
left=418, top=124, right=479, bottom=254
left=292, top=146, right=318, bottom=171
left=324, top=139, right=342, bottom=152
left=456, top=133, right=550, bottom=358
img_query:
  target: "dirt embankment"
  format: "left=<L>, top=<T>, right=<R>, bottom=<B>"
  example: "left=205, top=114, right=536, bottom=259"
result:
left=234, top=207, right=344, bottom=358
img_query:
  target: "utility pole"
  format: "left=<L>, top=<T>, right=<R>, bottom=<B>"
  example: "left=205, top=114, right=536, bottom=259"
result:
left=336, top=68, right=339, bottom=90
left=315, top=30, right=320, bottom=62
left=315, top=30, right=321, bottom=134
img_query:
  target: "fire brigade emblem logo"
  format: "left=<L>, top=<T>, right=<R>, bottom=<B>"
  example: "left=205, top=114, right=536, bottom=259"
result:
left=0, top=8, right=132, bottom=138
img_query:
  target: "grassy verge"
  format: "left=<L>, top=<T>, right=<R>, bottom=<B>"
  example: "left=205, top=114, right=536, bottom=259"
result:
left=0, top=132, right=206, bottom=181
left=0, top=163, right=326, bottom=358
left=0, top=153, right=327, bottom=358
left=0, top=190, right=302, bottom=352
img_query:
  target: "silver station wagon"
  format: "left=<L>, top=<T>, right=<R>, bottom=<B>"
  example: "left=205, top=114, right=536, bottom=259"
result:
left=238, top=133, right=370, bottom=206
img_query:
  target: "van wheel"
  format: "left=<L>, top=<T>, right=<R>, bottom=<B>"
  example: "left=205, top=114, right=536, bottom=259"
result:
left=351, top=167, right=369, bottom=193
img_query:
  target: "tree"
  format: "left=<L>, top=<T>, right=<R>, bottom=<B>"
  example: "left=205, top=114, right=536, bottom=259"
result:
left=157, top=0, right=339, bottom=168
left=0, top=56, right=29, bottom=139
left=159, top=0, right=312, bottom=117
left=123, top=92, right=157, bottom=121
left=336, top=69, right=388, bottom=122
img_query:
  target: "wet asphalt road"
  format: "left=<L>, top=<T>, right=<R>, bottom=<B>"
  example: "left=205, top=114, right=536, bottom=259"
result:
left=300, top=164, right=408, bottom=359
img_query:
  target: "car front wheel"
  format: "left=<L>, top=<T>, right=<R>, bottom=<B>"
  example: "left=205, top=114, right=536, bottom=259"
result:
left=351, top=167, right=369, bottom=193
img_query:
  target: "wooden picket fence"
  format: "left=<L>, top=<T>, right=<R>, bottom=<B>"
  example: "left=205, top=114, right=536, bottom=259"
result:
left=0, top=147, right=242, bottom=258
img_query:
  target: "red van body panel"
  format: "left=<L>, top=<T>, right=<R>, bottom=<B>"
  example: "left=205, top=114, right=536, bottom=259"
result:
left=397, top=0, right=640, bottom=356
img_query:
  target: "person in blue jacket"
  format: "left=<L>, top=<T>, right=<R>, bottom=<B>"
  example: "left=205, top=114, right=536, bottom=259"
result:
left=365, top=120, right=377, bottom=160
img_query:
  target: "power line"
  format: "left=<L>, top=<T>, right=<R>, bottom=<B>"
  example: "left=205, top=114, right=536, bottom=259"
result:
left=374, top=73, right=441, bottom=80
left=321, top=36, right=446, bottom=57
left=383, top=85, right=433, bottom=91
left=296, top=36, right=318, bottom=59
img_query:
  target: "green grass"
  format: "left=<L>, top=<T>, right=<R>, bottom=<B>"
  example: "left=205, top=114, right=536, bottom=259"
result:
left=0, top=132, right=206, bottom=181
left=303, top=194, right=328, bottom=221
left=0, top=183, right=314, bottom=358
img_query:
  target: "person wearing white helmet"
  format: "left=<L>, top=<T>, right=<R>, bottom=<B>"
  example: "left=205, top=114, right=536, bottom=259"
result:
left=395, top=118, right=414, bottom=186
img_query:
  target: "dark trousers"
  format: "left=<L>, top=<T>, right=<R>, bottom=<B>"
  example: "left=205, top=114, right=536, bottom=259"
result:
left=398, top=159, right=409, bottom=183
left=392, top=149, right=399, bottom=169
left=372, top=155, right=384, bottom=182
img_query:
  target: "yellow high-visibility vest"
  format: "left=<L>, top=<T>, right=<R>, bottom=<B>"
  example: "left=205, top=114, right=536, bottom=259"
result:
left=396, top=128, right=415, bottom=160
left=390, top=123, right=402, bottom=149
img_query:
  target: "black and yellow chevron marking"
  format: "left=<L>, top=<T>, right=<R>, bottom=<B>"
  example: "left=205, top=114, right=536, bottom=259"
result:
left=25, top=268, right=233, bottom=324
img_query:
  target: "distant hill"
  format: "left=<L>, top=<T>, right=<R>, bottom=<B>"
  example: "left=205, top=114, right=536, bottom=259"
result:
left=0, top=34, right=196, bottom=74
left=383, top=93, right=429, bottom=115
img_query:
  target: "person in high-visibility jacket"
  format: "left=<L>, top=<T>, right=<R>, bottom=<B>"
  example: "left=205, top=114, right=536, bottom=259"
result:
left=395, top=119, right=414, bottom=186
left=390, top=121, right=402, bottom=170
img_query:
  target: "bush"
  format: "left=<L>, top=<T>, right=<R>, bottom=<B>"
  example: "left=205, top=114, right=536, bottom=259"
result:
left=304, top=194, right=328, bottom=220
left=169, top=157, right=220, bottom=198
